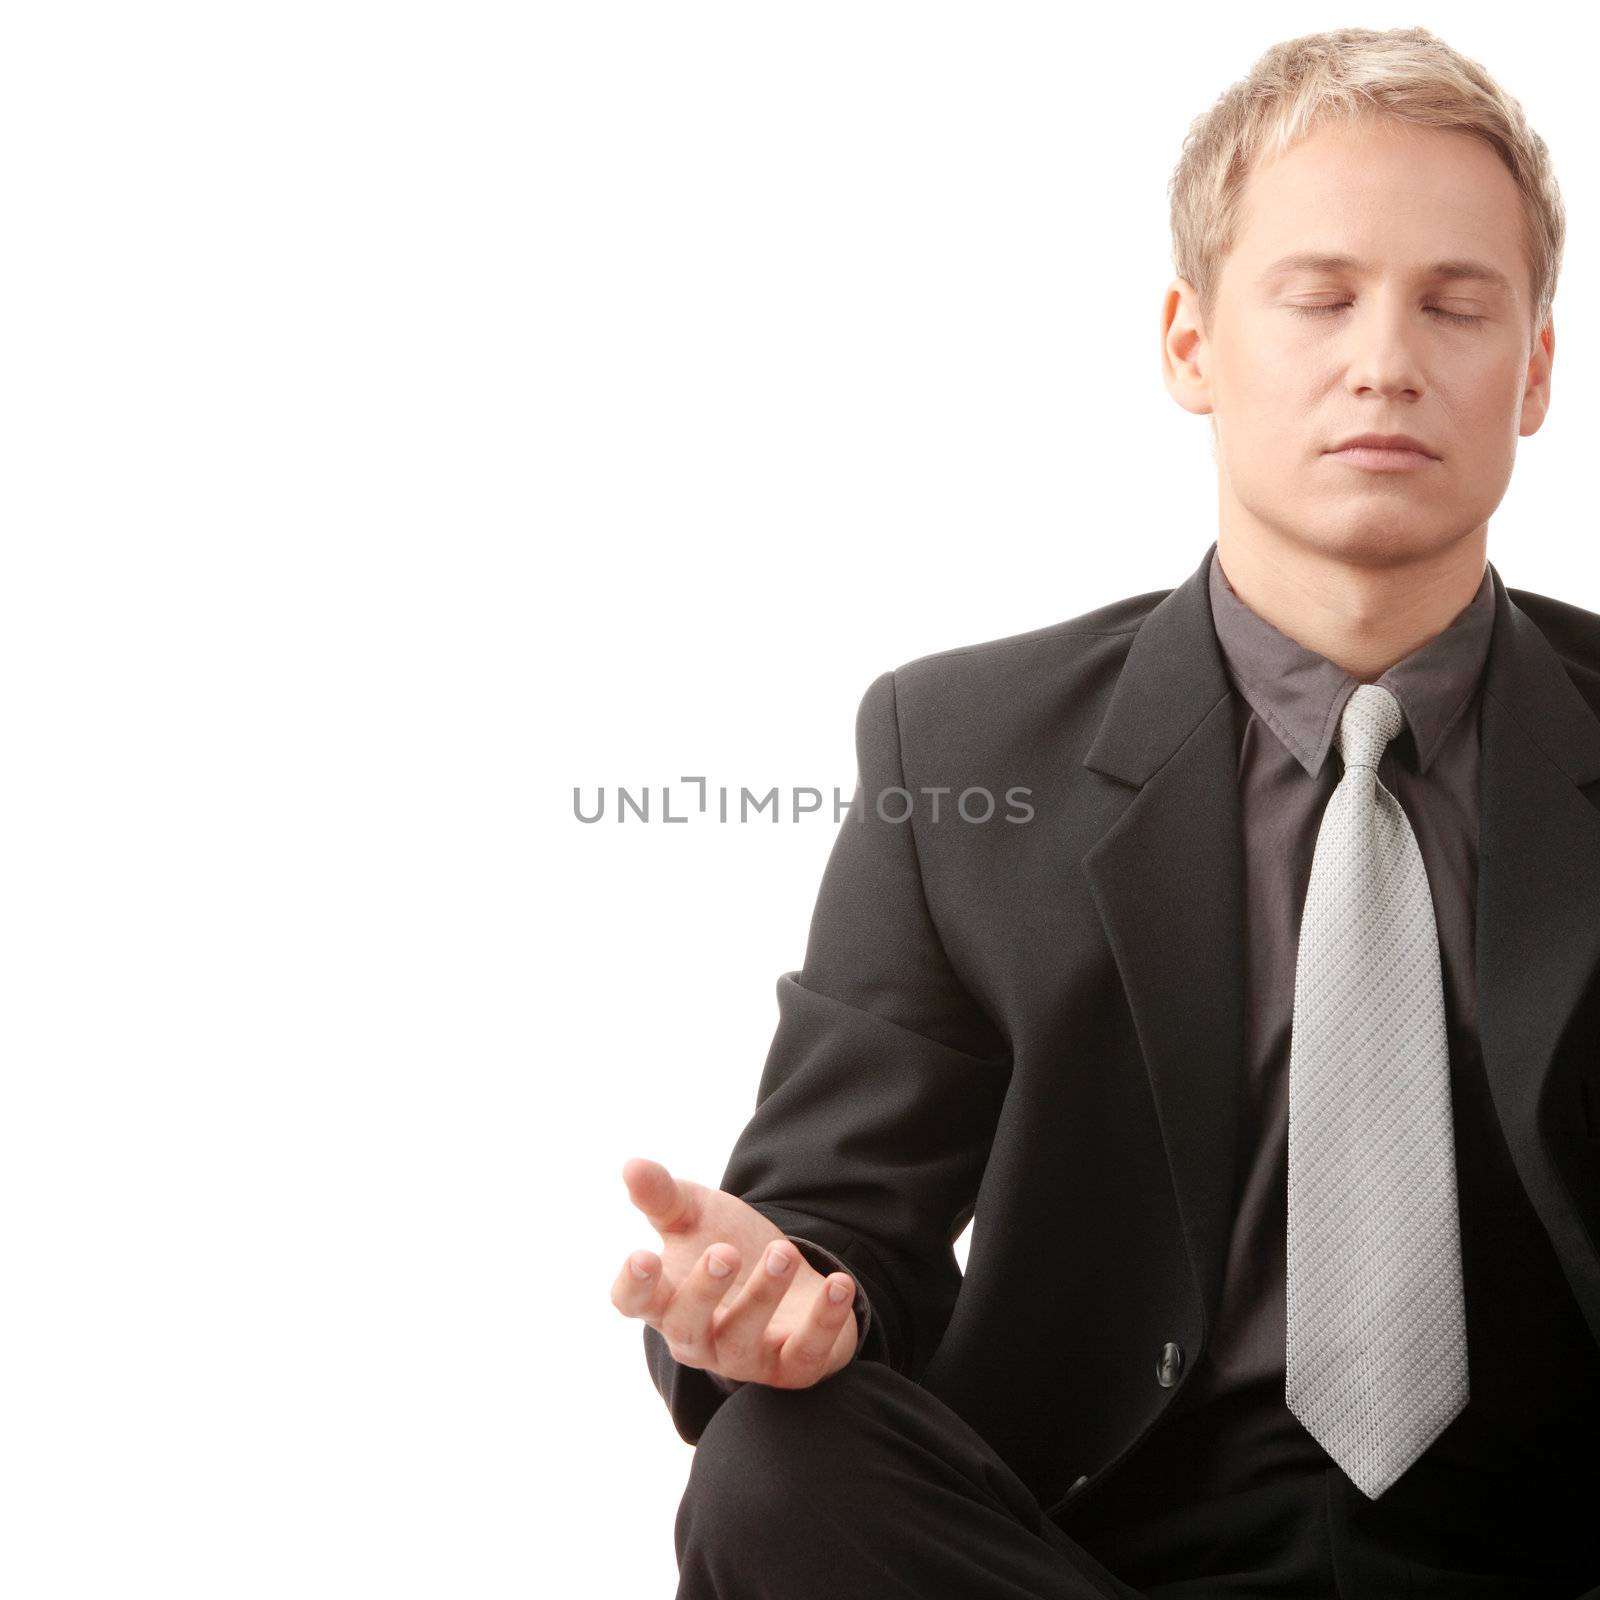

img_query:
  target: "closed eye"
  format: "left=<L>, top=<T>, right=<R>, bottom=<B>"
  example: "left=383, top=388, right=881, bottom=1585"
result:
left=1290, top=303, right=1484, bottom=327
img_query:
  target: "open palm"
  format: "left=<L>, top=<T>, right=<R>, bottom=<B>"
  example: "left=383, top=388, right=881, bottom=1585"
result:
left=612, top=1156, right=859, bottom=1388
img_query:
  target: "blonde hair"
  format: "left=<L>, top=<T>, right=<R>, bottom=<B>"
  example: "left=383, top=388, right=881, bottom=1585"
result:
left=1168, top=26, right=1564, bottom=342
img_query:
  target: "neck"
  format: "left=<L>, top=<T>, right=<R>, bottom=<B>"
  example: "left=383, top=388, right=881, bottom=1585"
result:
left=1214, top=521, right=1489, bottom=684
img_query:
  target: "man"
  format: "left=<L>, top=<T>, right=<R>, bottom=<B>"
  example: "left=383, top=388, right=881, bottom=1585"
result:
left=611, top=26, right=1600, bottom=1598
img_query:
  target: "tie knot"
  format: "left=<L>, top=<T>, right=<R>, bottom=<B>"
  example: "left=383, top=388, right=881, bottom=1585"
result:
left=1336, top=682, right=1404, bottom=772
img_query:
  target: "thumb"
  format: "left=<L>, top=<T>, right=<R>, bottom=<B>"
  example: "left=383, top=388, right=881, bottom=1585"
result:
left=621, top=1156, right=696, bottom=1236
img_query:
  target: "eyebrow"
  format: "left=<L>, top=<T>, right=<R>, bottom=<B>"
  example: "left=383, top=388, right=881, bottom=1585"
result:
left=1256, top=252, right=1516, bottom=295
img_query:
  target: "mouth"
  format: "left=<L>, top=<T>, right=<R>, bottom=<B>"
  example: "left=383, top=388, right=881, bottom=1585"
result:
left=1325, top=444, right=1437, bottom=473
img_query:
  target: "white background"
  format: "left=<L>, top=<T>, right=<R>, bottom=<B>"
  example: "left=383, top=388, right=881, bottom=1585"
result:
left=3, top=4, right=1594, bottom=1595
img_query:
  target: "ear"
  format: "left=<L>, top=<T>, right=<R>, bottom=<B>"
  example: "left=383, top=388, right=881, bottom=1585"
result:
left=1518, top=315, right=1554, bottom=439
left=1162, top=278, right=1213, bottom=419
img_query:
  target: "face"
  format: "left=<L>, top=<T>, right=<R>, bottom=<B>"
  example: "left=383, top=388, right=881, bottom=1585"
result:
left=1163, top=114, right=1554, bottom=570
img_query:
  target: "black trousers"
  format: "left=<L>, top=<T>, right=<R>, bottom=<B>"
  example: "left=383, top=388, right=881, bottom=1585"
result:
left=672, top=1357, right=1600, bottom=1600
left=673, top=1357, right=1144, bottom=1600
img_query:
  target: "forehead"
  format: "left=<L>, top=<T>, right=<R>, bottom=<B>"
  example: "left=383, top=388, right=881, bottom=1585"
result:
left=1230, top=117, right=1525, bottom=287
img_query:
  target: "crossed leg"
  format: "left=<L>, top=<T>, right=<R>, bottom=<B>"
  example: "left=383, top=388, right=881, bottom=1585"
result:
left=672, top=1357, right=1146, bottom=1600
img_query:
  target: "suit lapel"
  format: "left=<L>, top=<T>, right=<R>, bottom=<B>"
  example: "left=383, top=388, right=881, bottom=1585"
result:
left=1078, top=542, right=1600, bottom=1353
left=1079, top=541, right=1248, bottom=1345
left=1476, top=563, right=1600, bottom=1339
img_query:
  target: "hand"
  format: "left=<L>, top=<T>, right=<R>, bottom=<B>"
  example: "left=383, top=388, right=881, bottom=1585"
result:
left=612, top=1156, right=860, bottom=1388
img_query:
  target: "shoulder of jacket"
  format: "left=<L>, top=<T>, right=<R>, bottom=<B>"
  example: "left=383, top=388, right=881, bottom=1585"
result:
left=1506, top=581, right=1600, bottom=665
left=1502, top=583, right=1600, bottom=739
left=887, top=585, right=1170, bottom=690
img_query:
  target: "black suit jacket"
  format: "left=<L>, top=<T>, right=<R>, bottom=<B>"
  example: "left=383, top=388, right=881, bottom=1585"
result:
left=645, top=539, right=1600, bottom=1521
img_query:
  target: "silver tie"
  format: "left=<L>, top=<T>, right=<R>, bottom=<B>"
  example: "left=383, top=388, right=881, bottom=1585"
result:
left=1284, top=682, right=1469, bottom=1501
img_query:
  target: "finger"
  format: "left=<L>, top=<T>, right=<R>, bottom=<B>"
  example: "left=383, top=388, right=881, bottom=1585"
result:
left=776, top=1271, right=856, bottom=1383
left=609, top=1247, right=664, bottom=1319
left=658, top=1242, right=742, bottom=1365
left=621, top=1156, right=695, bottom=1237
left=703, top=1237, right=800, bottom=1370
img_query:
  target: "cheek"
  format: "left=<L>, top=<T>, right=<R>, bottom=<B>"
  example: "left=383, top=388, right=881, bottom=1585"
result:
left=1234, top=334, right=1300, bottom=386
left=1211, top=331, right=1329, bottom=447
left=1446, top=342, right=1528, bottom=405
left=1236, top=341, right=1324, bottom=420
left=1442, top=364, right=1527, bottom=446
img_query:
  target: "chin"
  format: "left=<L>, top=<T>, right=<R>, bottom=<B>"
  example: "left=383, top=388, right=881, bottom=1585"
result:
left=1313, top=520, right=1464, bottom=568
left=1249, top=513, right=1430, bottom=568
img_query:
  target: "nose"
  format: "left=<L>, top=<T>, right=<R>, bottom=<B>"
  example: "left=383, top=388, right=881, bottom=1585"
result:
left=1342, top=297, right=1427, bottom=401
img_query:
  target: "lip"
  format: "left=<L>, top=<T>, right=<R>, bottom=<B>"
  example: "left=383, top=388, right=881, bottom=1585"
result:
left=1327, top=444, right=1437, bottom=472
left=1325, top=431, right=1439, bottom=471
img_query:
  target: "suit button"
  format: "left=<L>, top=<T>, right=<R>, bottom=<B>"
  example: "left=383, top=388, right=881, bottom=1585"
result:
left=1156, top=1341, right=1184, bottom=1387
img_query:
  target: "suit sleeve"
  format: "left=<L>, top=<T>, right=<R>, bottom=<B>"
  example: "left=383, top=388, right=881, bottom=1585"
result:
left=643, top=668, right=1013, bottom=1443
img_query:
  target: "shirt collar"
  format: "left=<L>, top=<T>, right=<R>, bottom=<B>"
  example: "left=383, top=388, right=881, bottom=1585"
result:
left=1206, top=544, right=1496, bottom=777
